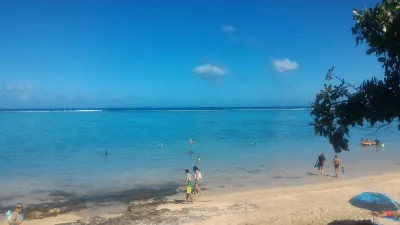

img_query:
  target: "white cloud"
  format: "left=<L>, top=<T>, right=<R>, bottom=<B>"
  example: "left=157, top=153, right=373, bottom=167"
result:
left=192, top=64, right=228, bottom=76
left=19, top=93, right=32, bottom=101
left=3, top=83, right=34, bottom=92
left=222, top=25, right=236, bottom=32
left=273, top=58, right=299, bottom=73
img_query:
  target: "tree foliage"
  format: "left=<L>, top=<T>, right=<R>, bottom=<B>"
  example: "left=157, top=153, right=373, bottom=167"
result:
left=310, top=0, right=400, bottom=153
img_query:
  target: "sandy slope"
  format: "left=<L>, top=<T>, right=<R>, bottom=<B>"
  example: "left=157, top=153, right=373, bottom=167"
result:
left=27, top=173, right=400, bottom=225
left=159, top=173, right=400, bottom=225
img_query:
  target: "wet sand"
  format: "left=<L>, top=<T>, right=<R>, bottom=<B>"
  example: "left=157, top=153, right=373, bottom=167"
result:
left=24, top=172, right=400, bottom=225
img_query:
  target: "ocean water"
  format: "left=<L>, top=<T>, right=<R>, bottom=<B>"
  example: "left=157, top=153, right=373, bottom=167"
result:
left=1, top=107, right=400, bottom=206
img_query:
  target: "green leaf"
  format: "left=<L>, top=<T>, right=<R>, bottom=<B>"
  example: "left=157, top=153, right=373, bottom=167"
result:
left=366, top=48, right=375, bottom=55
left=352, top=8, right=362, bottom=19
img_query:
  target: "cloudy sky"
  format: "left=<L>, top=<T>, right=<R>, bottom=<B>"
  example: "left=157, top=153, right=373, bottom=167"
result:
left=0, top=0, right=383, bottom=108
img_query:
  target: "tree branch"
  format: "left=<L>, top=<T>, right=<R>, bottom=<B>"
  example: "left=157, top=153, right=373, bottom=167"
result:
left=331, top=74, right=361, bottom=92
left=331, top=100, right=349, bottom=106
left=348, top=123, right=391, bottom=135
left=370, top=122, right=391, bottom=135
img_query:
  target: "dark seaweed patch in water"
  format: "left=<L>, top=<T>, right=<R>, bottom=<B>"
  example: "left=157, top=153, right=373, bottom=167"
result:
left=49, top=190, right=77, bottom=198
left=272, top=176, right=283, bottom=179
left=238, top=167, right=261, bottom=173
left=29, top=189, right=53, bottom=194
left=172, top=168, right=183, bottom=173
left=0, top=185, right=180, bottom=220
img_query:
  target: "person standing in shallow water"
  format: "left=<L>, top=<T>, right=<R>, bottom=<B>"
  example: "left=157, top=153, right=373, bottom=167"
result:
left=316, top=153, right=326, bottom=176
left=193, top=166, right=203, bottom=195
left=189, top=138, right=195, bottom=155
left=332, top=155, right=341, bottom=178
left=182, top=169, right=194, bottom=204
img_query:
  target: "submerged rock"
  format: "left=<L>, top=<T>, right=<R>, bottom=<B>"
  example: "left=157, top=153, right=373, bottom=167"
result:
left=3, top=186, right=178, bottom=221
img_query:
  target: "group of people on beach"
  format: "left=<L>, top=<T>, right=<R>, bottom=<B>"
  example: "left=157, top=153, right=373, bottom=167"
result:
left=181, top=138, right=203, bottom=204
left=316, top=153, right=343, bottom=178
left=182, top=166, right=202, bottom=204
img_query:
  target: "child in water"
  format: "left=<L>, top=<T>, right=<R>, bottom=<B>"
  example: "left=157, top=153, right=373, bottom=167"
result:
left=182, top=169, right=194, bottom=204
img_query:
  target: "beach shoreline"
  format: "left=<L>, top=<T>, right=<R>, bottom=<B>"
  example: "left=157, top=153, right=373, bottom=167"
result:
left=21, top=172, right=400, bottom=225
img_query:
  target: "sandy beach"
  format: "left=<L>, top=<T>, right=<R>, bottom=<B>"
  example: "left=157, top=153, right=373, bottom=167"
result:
left=23, top=172, right=400, bottom=225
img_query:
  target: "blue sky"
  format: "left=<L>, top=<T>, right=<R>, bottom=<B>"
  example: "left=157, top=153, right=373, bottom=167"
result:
left=0, top=0, right=384, bottom=108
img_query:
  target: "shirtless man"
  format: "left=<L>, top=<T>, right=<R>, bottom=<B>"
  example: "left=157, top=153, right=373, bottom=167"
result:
left=332, top=155, right=341, bottom=178
left=316, top=153, right=326, bottom=176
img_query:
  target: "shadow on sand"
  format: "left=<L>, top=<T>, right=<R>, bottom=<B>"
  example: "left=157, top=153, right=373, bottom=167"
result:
left=272, top=176, right=301, bottom=179
left=307, top=172, right=336, bottom=178
left=172, top=200, right=185, bottom=204
left=327, top=219, right=374, bottom=225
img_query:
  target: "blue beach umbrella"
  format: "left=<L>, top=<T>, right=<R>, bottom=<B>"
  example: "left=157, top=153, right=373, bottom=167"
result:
left=349, top=192, right=400, bottom=212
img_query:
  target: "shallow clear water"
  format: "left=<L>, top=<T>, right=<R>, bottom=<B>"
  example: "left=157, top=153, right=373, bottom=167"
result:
left=0, top=108, right=399, bottom=205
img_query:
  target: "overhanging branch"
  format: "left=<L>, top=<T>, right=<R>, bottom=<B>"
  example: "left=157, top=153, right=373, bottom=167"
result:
left=331, top=74, right=361, bottom=92
left=370, top=122, right=391, bottom=135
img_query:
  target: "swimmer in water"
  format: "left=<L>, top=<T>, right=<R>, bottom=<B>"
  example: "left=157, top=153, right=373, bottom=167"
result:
left=157, top=144, right=163, bottom=148
left=189, top=138, right=195, bottom=145
left=197, top=156, right=200, bottom=163
left=251, top=142, right=257, bottom=146
left=189, top=150, right=193, bottom=154
left=105, top=150, right=108, bottom=156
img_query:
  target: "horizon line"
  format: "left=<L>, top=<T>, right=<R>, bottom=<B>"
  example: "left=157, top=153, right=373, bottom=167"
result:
left=0, top=106, right=311, bottom=112
left=0, top=106, right=311, bottom=110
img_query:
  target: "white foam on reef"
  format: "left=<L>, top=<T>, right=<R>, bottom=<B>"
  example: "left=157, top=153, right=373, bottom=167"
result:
left=69, top=110, right=103, bottom=112
left=4, top=110, right=54, bottom=113
left=232, top=108, right=310, bottom=111
left=125, top=109, right=227, bottom=112
left=126, top=108, right=310, bottom=112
